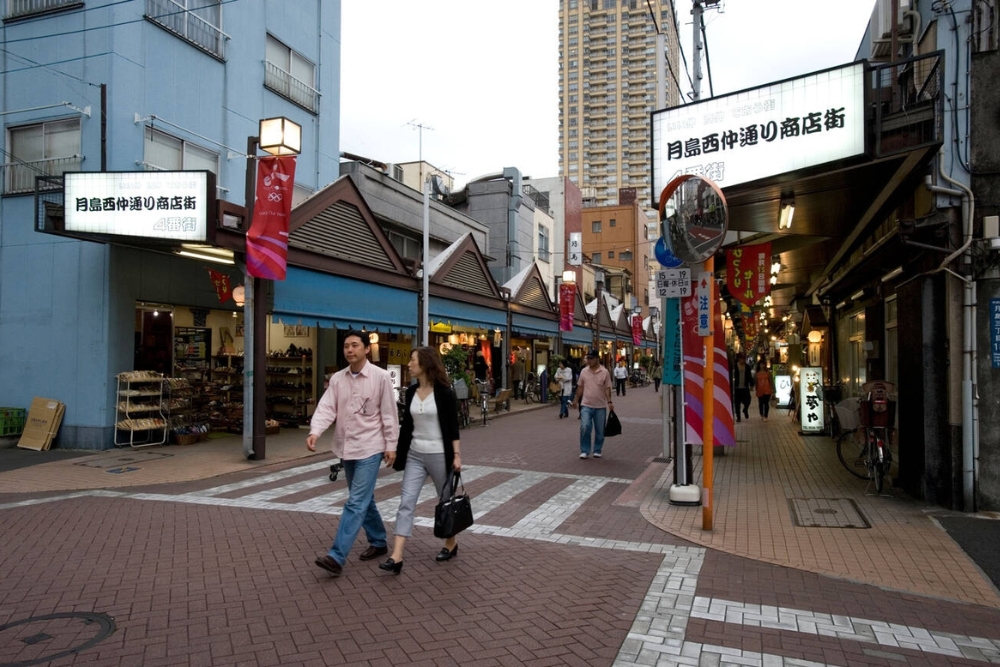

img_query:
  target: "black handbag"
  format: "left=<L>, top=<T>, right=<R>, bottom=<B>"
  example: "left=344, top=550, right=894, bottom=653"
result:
left=434, top=471, right=474, bottom=539
left=605, top=409, right=623, bottom=437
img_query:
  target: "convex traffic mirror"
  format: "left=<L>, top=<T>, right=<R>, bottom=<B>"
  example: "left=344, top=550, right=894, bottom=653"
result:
left=657, top=174, right=729, bottom=265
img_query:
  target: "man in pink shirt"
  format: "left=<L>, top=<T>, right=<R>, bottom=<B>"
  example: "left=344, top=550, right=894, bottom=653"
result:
left=307, top=330, right=398, bottom=577
left=570, top=348, right=613, bottom=459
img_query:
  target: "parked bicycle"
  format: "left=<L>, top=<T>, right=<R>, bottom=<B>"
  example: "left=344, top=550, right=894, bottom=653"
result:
left=629, top=369, right=650, bottom=388
left=475, top=379, right=493, bottom=427
left=835, top=381, right=897, bottom=493
left=522, top=372, right=540, bottom=403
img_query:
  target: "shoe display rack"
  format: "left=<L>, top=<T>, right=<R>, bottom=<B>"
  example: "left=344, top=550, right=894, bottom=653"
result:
left=210, top=354, right=244, bottom=432
left=115, top=370, right=168, bottom=448
left=265, top=354, right=314, bottom=427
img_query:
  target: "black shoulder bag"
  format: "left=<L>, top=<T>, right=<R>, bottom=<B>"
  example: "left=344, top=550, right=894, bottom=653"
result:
left=433, top=471, right=474, bottom=539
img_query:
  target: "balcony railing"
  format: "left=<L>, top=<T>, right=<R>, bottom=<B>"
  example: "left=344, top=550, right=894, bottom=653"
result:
left=145, top=0, right=227, bottom=60
left=872, top=51, right=944, bottom=158
left=264, top=61, right=320, bottom=114
left=5, top=0, right=79, bottom=19
left=1, top=155, right=82, bottom=195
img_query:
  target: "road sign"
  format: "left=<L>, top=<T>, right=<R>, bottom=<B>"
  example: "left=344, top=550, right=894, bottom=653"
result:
left=655, top=268, right=691, bottom=298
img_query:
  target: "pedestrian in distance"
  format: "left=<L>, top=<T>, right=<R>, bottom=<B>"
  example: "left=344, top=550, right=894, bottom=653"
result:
left=380, top=346, right=462, bottom=575
left=755, top=358, right=774, bottom=421
left=613, top=360, right=629, bottom=396
left=732, top=354, right=754, bottom=422
left=650, top=362, right=662, bottom=393
left=509, top=348, right=526, bottom=400
left=570, top=348, right=613, bottom=459
left=555, top=358, right=574, bottom=419
left=307, top=330, right=398, bottom=578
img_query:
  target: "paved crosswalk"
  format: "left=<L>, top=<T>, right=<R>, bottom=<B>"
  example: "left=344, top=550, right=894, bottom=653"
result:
left=4, top=462, right=999, bottom=667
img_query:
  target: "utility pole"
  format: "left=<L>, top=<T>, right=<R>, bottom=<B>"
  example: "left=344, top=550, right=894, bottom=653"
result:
left=691, top=0, right=705, bottom=102
left=407, top=119, right=434, bottom=184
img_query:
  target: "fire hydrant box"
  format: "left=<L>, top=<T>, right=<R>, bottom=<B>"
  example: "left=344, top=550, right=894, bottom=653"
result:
left=17, top=397, right=66, bottom=451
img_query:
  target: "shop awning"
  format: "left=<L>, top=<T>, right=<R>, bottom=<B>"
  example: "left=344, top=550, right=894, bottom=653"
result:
left=512, top=313, right=558, bottom=337
left=561, top=327, right=594, bottom=346
left=274, top=267, right=417, bottom=333
left=431, top=298, right=507, bottom=330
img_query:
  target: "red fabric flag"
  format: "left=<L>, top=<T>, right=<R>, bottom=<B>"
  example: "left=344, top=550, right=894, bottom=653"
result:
left=631, top=313, right=642, bottom=346
left=726, top=242, right=771, bottom=307
left=559, top=282, right=576, bottom=332
left=681, top=293, right=736, bottom=446
left=208, top=269, right=231, bottom=304
left=246, top=155, right=296, bottom=280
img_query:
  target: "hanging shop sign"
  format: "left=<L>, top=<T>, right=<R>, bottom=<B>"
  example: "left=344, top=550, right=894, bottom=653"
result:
left=568, top=233, right=582, bottom=266
left=63, top=171, right=212, bottom=242
left=726, top=242, right=771, bottom=307
left=651, top=61, right=865, bottom=206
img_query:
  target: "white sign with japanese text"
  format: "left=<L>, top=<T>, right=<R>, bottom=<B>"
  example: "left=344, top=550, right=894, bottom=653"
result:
left=695, top=271, right=712, bottom=337
left=568, top=233, right=582, bottom=266
left=655, top=268, right=691, bottom=298
left=798, top=367, right=824, bottom=433
left=64, top=171, right=210, bottom=242
left=651, top=62, right=865, bottom=205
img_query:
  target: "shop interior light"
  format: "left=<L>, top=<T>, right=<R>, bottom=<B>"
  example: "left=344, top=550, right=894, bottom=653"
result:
left=176, top=244, right=235, bottom=265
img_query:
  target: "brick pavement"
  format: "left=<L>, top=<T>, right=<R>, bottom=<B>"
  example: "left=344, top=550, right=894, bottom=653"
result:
left=2, top=385, right=1000, bottom=665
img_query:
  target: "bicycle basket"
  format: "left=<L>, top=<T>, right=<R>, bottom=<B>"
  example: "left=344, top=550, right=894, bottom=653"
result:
left=834, top=399, right=861, bottom=431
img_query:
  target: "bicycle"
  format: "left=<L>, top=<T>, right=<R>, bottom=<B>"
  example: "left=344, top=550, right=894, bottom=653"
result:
left=475, top=379, right=493, bottom=427
left=523, top=373, right=539, bottom=403
left=835, top=382, right=897, bottom=493
left=456, top=398, right=470, bottom=429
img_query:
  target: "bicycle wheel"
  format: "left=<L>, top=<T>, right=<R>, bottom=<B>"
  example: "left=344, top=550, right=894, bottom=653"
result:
left=837, top=428, right=869, bottom=479
left=482, top=399, right=489, bottom=427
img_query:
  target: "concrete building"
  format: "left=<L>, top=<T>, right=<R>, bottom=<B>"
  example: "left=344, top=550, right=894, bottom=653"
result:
left=558, top=0, right=681, bottom=206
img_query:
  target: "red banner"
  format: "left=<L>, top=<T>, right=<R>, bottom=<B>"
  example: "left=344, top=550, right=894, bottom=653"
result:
left=559, top=282, right=576, bottom=332
left=726, top=242, right=771, bottom=307
left=631, top=313, right=642, bottom=346
left=247, top=156, right=296, bottom=280
left=208, top=269, right=231, bottom=304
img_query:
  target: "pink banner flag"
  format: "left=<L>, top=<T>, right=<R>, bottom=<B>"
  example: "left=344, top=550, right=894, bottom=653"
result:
left=681, top=292, right=736, bottom=446
left=559, top=282, right=576, bottom=332
left=246, top=155, right=296, bottom=280
left=631, top=313, right=642, bottom=346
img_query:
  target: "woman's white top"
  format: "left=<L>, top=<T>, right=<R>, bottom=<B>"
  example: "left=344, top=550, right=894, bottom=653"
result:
left=556, top=366, right=574, bottom=396
left=411, top=391, right=445, bottom=454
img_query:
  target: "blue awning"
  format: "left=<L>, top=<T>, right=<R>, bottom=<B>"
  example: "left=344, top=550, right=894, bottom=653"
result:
left=512, top=312, right=558, bottom=336
left=561, top=326, right=594, bottom=345
left=431, top=298, right=507, bottom=329
left=274, top=267, right=417, bottom=333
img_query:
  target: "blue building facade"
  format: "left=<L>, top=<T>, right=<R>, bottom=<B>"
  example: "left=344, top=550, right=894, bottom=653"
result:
left=0, top=0, right=340, bottom=447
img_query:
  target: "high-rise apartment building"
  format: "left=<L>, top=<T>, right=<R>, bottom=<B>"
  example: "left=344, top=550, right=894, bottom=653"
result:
left=558, top=0, right=681, bottom=206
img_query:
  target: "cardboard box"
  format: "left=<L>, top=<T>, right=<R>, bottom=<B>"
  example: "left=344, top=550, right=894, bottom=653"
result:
left=17, top=397, right=66, bottom=451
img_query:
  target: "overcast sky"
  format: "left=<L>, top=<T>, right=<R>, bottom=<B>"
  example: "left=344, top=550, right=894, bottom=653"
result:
left=339, top=0, right=877, bottom=189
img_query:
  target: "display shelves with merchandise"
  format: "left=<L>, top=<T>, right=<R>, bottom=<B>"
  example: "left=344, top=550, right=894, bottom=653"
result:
left=265, top=354, right=314, bottom=427
left=208, top=354, right=243, bottom=432
left=163, top=377, right=210, bottom=443
left=115, top=370, right=167, bottom=448
left=173, top=327, right=211, bottom=386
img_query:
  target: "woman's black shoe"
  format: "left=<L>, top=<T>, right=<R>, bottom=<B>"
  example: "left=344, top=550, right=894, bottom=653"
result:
left=378, top=557, right=403, bottom=574
left=435, top=544, right=458, bottom=562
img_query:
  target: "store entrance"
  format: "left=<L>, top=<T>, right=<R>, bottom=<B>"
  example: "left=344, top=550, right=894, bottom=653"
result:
left=134, top=304, right=173, bottom=375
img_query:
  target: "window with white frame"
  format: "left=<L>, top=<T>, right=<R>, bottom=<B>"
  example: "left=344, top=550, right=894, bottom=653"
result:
left=145, top=0, right=225, bottom=59
left=143, top=127, right=219, bottom=174
left=265, top=34, right=319, bottom=113
left=4, top=118, right=81, bottom=194
left=538, top=225, right=551, bottom=262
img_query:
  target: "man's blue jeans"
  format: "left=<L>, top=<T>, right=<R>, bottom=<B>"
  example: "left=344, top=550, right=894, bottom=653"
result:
left=328, top=452, right=386, bottom=565
left=580, top=406, right=606, bottom=455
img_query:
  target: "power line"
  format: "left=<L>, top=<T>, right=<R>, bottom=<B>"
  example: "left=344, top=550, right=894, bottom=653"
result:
left=662, top=0, right=696, bottom=97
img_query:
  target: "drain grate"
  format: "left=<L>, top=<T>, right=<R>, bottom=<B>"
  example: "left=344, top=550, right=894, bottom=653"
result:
left=789, top=498, right=870, bottom=529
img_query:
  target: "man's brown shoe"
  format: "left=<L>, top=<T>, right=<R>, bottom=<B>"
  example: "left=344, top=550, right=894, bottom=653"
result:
left=314, top=555, right=342, bottom=577
left=359, top=546, right=388, bottom=561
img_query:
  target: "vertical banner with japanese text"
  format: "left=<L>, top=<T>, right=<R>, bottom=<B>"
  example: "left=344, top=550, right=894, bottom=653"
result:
left=726, top=242, right=771, bottom=307
left=208, top=269, right=231, bottom=303
left=559, top=282, right=576, bottom=332
left=631, top=313, right=642, bottom=345
left=681, top=292, right=735, bottom=446
left=246, top=155, right=296, bottom=280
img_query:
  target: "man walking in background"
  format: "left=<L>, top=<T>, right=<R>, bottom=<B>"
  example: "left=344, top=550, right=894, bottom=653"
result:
left=613, top=360, right=629, bottom=397
left=570, top=349, right=613, bottom=459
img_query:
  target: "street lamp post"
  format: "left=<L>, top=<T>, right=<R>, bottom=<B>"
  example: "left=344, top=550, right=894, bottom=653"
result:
left=593, top=269, right=604, bottom=357
left=421, top=174, right=449, bottom=346
left=243, top=117, right=302, bottom=461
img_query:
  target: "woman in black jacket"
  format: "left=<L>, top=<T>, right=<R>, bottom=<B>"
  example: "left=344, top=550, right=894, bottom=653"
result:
left=380, top=346, right=462, bottom=574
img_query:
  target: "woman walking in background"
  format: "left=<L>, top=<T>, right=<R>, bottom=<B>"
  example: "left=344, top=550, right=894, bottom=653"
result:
left=755, top=357, right=774, bottom=421
left=555, top=359, right=574, bottom=419
left=380, top=347, right=462, bottom=574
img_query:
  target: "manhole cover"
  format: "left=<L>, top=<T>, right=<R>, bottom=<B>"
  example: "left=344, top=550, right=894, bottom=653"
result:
left=0, top=612, right=115, bottom=667
left=75, top=451, right=173, bottom=469
left=789, top=498, right=870, bottom=528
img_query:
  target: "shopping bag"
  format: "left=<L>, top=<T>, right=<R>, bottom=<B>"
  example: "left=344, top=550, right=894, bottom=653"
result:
left=605, top=409, right=623, bottom=437
left=433, top=471, right=474, bottom=538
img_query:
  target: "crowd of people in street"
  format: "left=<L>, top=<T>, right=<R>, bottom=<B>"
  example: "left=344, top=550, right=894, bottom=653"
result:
left=731, top=352, right=775, bottom=422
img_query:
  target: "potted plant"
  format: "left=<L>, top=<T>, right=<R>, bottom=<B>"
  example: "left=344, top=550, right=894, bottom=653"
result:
left=442, top=345, right=472, bottom=399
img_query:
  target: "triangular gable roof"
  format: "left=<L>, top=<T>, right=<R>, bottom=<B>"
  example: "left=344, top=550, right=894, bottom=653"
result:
left=504, top=262, right=555, bottom=313
left=428, top=233, right=502, bottom=300
left=573, top=284, right=590, bottom=326
left=287, top=175, right=409, bottom=275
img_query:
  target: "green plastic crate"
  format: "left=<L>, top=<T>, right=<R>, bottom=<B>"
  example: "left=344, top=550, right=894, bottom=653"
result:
left=0, top=407, right=26, bottom=436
